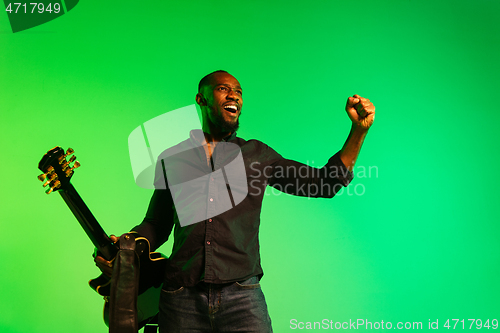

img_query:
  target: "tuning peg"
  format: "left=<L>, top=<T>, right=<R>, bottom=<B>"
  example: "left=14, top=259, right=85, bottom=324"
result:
left=58, top=148, right=75, bottom=165
left=61, top=155, right=77, bottom=172
left=42, top=173, right=58, bottom=187
left=45, top=180, right=61, bottom=194
left=38, top=166, right=54, bottom=182
left=65, top=161, right=81, bottom=177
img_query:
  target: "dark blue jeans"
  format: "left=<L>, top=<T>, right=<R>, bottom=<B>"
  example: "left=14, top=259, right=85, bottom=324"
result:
left=158, top=276, right=273, bottom=332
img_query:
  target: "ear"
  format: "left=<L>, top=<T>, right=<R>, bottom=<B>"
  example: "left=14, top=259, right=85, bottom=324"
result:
left=196, top=93, right=207, bottom=106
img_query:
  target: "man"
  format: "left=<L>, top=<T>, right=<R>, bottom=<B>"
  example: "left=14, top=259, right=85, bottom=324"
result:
left=96, top=70, right=375, bottom=332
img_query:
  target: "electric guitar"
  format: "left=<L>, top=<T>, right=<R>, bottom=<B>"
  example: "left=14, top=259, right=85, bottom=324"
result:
left=37, top=146, right=166, bottom=328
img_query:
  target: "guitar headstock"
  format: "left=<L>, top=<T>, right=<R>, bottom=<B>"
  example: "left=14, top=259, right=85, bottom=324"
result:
left=38, top=146, right=80, bottom=194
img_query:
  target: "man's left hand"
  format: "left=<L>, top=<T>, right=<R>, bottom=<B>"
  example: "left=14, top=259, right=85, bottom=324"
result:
left=345, top=94, right=375, bottom=131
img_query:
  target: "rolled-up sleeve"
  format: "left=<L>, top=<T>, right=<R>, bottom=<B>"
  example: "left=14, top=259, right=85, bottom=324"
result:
left=267, top=150, right=354, bottom=198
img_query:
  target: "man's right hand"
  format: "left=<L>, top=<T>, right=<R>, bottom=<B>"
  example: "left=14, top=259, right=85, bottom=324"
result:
left=94, top=234, right=119, bottom=277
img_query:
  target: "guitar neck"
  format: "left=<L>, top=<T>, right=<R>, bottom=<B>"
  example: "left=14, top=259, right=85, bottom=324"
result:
left=59, top=183, right=118, bottom=260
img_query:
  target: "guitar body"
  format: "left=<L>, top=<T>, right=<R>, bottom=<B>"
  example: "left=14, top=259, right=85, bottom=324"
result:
left=38, top=146, right=167, bottom=328
left=100, top=273, right=165, bottom=328
left=88, top=235, right=165, bottom=296
left=89, top=235, right=167, bottom=327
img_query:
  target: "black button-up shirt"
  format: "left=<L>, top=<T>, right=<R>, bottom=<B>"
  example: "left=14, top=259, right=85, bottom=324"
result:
left=132, top=130, right=353, bottom=287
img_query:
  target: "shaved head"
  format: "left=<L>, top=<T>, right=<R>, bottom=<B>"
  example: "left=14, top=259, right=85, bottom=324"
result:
left=198, top=70, right=230, bottom=93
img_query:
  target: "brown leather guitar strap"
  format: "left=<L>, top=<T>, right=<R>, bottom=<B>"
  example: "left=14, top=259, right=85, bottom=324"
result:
left=109, top=233, right=140, bottom=333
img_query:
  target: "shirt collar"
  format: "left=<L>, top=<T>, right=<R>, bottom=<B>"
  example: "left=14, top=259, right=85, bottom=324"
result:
left=223, top=131, right=237, bottom=142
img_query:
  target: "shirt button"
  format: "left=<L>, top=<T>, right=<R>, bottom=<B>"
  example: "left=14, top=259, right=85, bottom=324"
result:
left=207, top=241, right=211, bottom=245
left=209, top=198, right=213, bottom=202
left=208, top=219, right=212, bottom=222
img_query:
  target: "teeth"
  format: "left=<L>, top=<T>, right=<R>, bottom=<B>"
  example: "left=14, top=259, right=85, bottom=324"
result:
left=224, top=105, right=237, bottom=110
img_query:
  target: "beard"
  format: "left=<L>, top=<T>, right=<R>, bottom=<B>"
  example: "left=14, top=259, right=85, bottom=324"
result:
left=213, top=108, right=241, bottom=133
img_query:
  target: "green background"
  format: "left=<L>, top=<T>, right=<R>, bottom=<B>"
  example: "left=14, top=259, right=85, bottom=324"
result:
left=1, top=0, right=499, bottom=331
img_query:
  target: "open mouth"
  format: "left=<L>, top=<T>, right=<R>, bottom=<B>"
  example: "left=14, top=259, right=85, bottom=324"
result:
left=223, top=105, right=238, bottom=114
